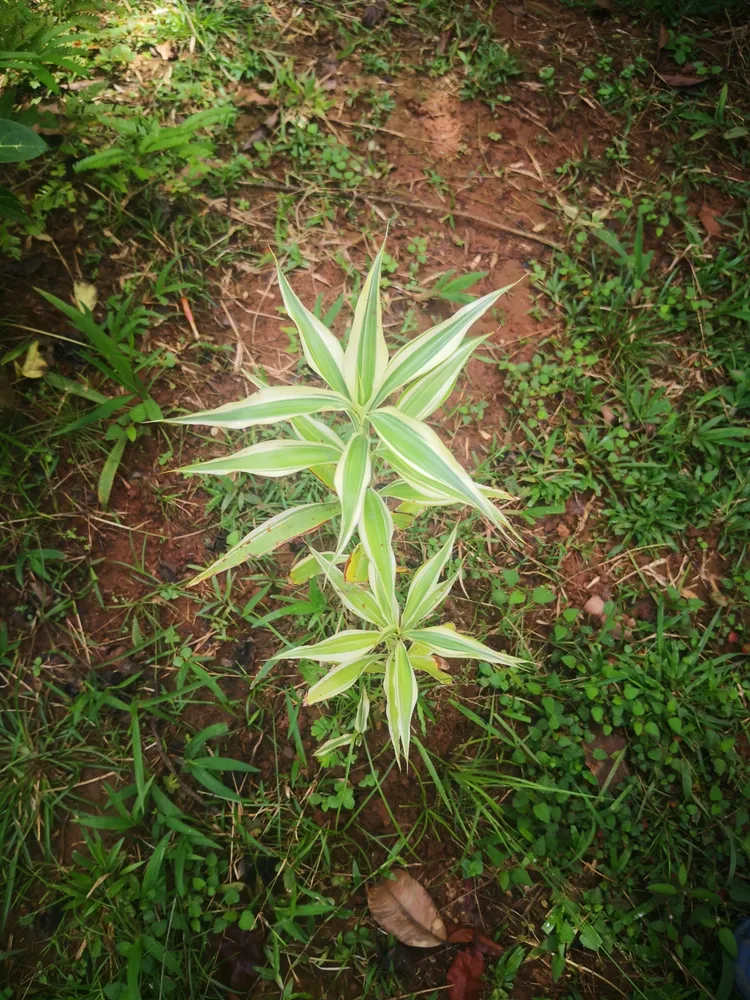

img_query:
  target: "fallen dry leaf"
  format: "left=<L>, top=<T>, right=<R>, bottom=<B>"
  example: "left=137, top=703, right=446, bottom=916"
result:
left=654, top=24, right=716, bottom=89
left=584, top=728, right=629, bottom=790
left=233, top=86, right=273, bottom=107
left=73, top=280, right=97, bottom=313
left=657, top=69, right=714, bottom=89
left=367, top=870, right=447, bottom=947
left=447, top=925, right=503, bottom=957
left=446, top=945, right=485, bottom=1000
left=361, top=0, right=387, bottom=27
left=241, top=109, right=280, bottom=150
left=699, top=205, right=722, bottom=238
left=216, top=927, right=264, bottom=992
left=583, top=595, right=606, bottom=618
left=657, top=23, right=669, bottom=56
left=631, top=596, right=656, bottom=622
left=17, top=341, right=48, bottom=379
left=153, top=40, right=175, bottom=60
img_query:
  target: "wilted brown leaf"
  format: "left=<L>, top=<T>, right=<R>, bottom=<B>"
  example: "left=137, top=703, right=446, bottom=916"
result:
left=583, top=594, right=606, bottom=618
left=241, top=109, right=280, bottom=150
left=657, top=69, right=713, bottom=88
left=216, top=926, right=265, bottom=992
left=446, top=945, right=485, bottom=1000
left=447, top=925, right=503, bottom=957
left=362, top=0, right=387, bottom=27
left=699, top=205, right=722, bottom=238
left=654, top=23, right=716, bottom=89
left=657, top=23, right=669, bottom=57
left=153, top=40, right=175, bottom=60
left=233, top=86, right=273, bottom=107
left=584, top=728, right=629, bottom=790
left=367, top=870, right=447, bottom=947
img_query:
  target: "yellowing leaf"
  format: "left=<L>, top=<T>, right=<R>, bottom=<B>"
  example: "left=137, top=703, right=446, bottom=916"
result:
left=17, top=341, right=47, bottom=379
left=344, top=543, right=370, bottom=584
left=73, top=281, right=98, bottom=313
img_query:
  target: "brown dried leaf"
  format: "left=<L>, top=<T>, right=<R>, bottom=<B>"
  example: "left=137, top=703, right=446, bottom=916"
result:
left=361, top=1, right=387, bottom=27
left=447, top=925, right=503, bottom=957
left=446, top=945, right=485, bottom=1000
left=234, top=86, right=273, bottom=107
left=583, top=595, right=606, bottom=618
left=153, top=40, right=175, bottom=60
left=699, top=205, right=722, bottom=238
left=367, top=870, right=447, bottom=947
left=657, top=69, right=712, bottom=89
left=216, top=927, right=264, bottom=992
left=657, top=23, right=669, bottom=58
left=584, top=729, right=629, bottom=790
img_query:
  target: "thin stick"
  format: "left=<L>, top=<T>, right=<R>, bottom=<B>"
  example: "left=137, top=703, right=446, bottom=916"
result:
left=333, top=118, right=441, bottom=143
left=239, top=181, right=564, bottom=251
left=368, top=194, right=564, bottom=251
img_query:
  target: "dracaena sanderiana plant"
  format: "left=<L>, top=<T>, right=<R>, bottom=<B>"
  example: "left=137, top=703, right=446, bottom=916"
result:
left=268, top=521, right=524, bottom=762
left=171, top=243, right=525, bottom=761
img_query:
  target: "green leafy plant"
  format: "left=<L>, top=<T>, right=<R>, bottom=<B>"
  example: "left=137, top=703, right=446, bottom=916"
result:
left=0, top=118, right=47, bottom=225
left=73, top=106, right=235, bottom=195
left=0, top=20, right=85, bottom=92
left=173, top=245, right=523, bottom=758
left=39, top=290, right=167, bottom=505
left=0, top=117, right=47, bottom=163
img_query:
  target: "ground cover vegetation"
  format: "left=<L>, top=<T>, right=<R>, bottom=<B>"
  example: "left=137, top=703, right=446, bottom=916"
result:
left=1, top=0, right=749, bottom=997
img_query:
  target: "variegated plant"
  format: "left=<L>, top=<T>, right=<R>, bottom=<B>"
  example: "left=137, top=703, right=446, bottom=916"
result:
left=172, top=244, right=523, bottom=760
left=272, top=521, right=523, bottom=762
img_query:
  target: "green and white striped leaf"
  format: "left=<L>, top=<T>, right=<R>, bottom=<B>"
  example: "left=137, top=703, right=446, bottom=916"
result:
left=283, top=629, right=383, bottom=663
left=373, top=286, right=512, bottom=404
left=384, top=641, right=418, bottom=763
left=381, top=479, right=515, bottom=505
left=289, top=550, right=343, bottom=585
left=305, top=655, right=382, bottom=705
left=292, top=415, right=344, bottom=489
left=309, top=551, right=386, bottom=627
left=169, top=386, right=351, bottom=429
left=370, top=407, right=511, bottom=532
left=377, top=446, right=464, bottom=504
left=187, top=501, right=340, bottom=586
left=343, top=244, right=388, bottom=404
left=313, top=733, right=354, bottom=757
left=334, top=432, right=371, bottom=555
left=292, top=414, right=345, bottom=451
left=179, top=439, right=341, bottom=477
left=397, top=336, right=486, bottom=420
left=403, top=625, right=526, bottom=665
left=276, top=264, right=349, bottom=396
left=402, top=528, right=457, bottom=629
left=359, top=489, right=398, bottom=625
left=354, top=685, right=371, bottom=733
left=344, top=543, right=370, bottom=584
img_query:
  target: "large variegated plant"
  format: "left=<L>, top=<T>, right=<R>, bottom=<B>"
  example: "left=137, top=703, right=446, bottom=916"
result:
left=171, top=245, right=523, bottom=760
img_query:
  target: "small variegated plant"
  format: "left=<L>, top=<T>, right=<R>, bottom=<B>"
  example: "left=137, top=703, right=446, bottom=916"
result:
left=171, top=244, right=524, bottom=761
left=268, top=523, right=524, bottom=763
